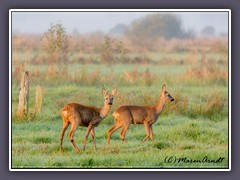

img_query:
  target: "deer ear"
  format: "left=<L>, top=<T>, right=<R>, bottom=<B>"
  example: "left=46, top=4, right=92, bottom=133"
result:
left=102, top=88, right=108, bottom=96
left=162, top=84, right=166, bottom=92
left=111, top=87, right=117, bottom=96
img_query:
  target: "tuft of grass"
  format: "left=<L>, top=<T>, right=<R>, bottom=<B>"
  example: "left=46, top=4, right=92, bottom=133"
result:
left=12, top=111, right=37, bottom=123
left=154, top=141, right=171, bottom=150
left=181, top=144, right=196, bottom=150
left=32, top=137, right=52, bottom=144
left=202, top=93, right=226, bottom=121
left=181, top=57, right=228, bottom=85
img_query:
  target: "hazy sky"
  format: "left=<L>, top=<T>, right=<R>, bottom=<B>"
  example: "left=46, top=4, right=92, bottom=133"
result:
left=11, top=11, right=229, bottom=35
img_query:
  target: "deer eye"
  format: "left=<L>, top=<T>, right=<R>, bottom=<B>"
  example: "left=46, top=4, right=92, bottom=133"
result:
left=105, top=98, right=108, bottom=100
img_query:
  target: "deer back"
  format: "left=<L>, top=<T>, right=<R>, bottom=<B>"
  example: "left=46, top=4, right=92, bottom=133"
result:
left=114, top=105, right=156, bottom=124
left=62, top=103, right=101, bottom=126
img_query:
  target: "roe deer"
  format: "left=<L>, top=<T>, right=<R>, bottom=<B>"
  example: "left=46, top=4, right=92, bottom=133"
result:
left=60, top=87, right=117, bottom=153
left=107, top=84, right=174, bottom=144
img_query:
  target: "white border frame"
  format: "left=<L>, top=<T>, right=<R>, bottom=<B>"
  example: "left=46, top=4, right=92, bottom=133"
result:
left=9, top=9, right=231, bottom=171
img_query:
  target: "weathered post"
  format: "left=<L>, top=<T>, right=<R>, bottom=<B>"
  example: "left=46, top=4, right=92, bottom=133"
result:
left=35, top=85, right=43, bottom=113
left=16, top=71, right=29, bottom=117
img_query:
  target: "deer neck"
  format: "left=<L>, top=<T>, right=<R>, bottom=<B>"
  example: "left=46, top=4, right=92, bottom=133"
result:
left=154, top=94, right=166, bottom=115
left=100, top=104, right=111, bottom=119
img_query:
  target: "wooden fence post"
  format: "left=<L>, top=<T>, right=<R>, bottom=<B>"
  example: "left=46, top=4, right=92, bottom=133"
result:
left=35, top=85, right=43, bottom=113
left=16, top=71, right=29, bottom=117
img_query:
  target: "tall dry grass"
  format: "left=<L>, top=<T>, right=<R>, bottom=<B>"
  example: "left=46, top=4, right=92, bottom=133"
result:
left=120, top=68, right=156, bottom=86
left=162, top=91, right=227, bottom=121
left=179, top=54, right=228, bottom=86
left=12, top=33, right=228, bottom=63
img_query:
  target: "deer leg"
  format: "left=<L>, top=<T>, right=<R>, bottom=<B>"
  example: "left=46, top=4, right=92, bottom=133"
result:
left=68, top=123, right=79, bottom=153
left=149, top=125, right=154, bottom=142
left=59, top=121, right=70, bottom=153
left=90, top=128, right=97, bottom=152
left=141, top=122, right=150, bottom=143
left=107, top=123, right=123, bottom=144
left=82, top=123, right=93, bottom=151
left=120, top=124, right=130, bottom=143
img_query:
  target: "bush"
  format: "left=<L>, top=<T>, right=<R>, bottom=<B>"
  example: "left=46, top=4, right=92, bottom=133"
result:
left=41, top=23, right=72, bottom=76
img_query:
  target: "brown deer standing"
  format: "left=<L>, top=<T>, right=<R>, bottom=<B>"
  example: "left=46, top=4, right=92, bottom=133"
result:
left=60, top=87, right=117, bottom=153
left=107, top=84, right=174, bottom=144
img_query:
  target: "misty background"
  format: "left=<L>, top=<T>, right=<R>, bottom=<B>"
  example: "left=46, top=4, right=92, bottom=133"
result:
left=12, top=11, right=228, bottom=37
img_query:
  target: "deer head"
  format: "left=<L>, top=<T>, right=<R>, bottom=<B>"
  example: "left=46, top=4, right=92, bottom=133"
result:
left=102, top=87, right=117, bottom=106
left=161, top=84, right=174, bottom=102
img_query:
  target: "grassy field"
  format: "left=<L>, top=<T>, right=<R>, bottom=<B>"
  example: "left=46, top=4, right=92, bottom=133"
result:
left=12, top=115, right=228, bottom=168
left=11, top=50, right=229, bottom=169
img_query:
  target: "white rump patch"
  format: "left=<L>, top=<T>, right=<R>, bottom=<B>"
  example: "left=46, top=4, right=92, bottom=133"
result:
left=62, top=111, right=68, bottom=117
left=112, top=112, right=119, bottom=118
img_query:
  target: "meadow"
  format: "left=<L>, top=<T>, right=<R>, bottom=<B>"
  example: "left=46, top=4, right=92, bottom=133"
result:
left=11, top=35, right=229, bottom=169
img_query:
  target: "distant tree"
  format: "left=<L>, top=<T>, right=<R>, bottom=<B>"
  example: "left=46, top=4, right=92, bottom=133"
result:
left=184, top=28, right=196, bottom=39
left=41, top=23, right=72, bottom=76
left=109, top=23, right=128, bottom=36
left=219, top=31, right=228, bottom=38
left=125, top=14, right=193, bottom=49
left=201, top=26, right=216, bottom=37
left=100, top=35, right=114, bottom=66
left=72, top=28, right=80, bottom=36
left=100, top=35, right=129, bottom=65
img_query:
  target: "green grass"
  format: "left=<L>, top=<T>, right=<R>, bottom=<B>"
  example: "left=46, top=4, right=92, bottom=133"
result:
left=12, top=50, right=223, bottom=63
left=11, top=51, right=229, bottom=169
left=11, top=115, right=228, bottom=169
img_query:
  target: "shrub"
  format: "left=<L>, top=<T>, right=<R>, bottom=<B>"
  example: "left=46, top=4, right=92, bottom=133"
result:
left=41, top=23, right=72, bottom=77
